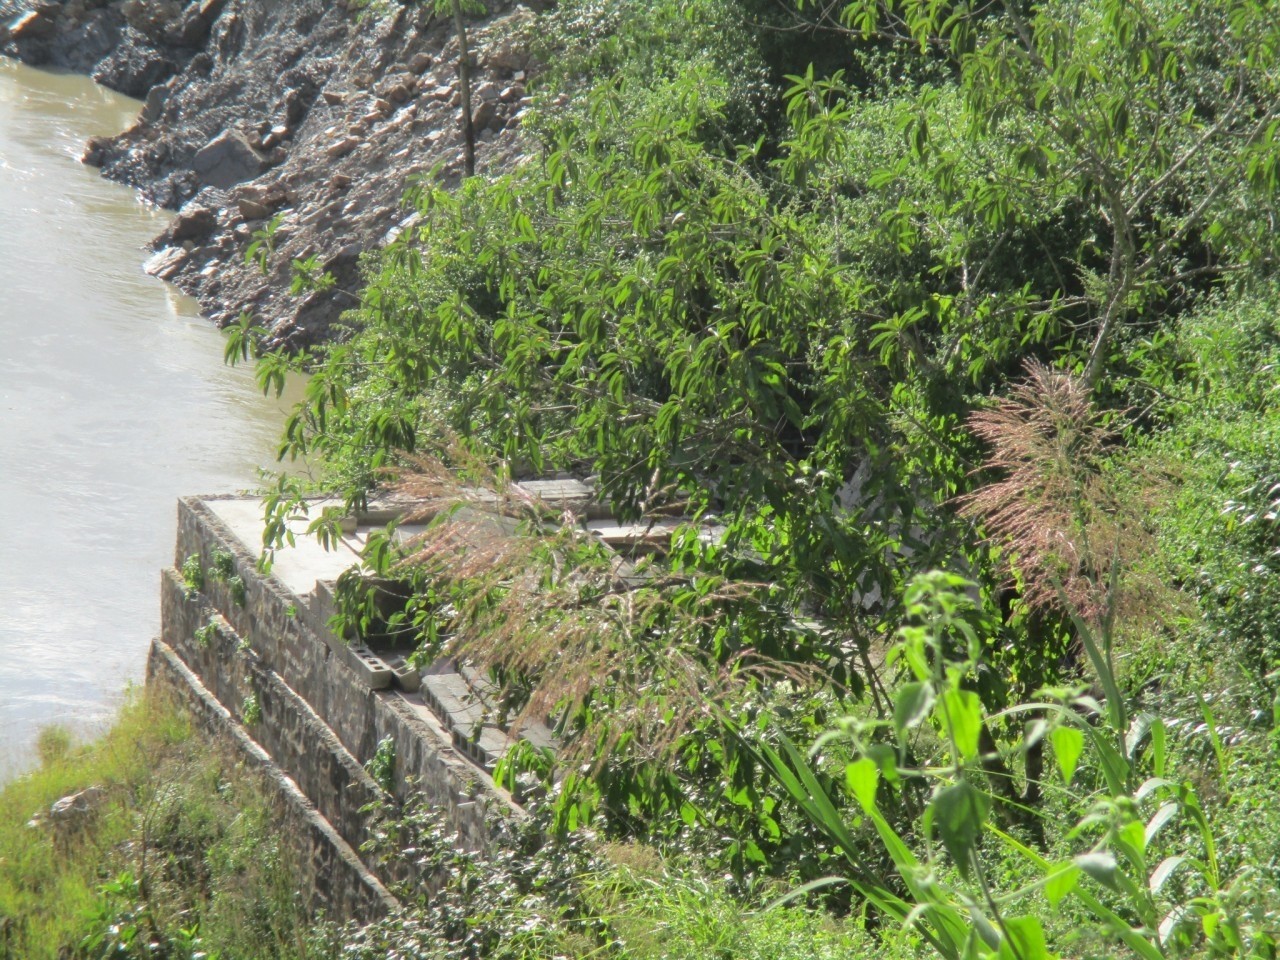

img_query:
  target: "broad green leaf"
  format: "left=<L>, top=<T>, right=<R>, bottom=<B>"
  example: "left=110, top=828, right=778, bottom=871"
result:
left=997, top=916, right=1049, bottom=960
left=938, top=689, right=983, bottom=761
left=931, top=780, right=990, bottom=879
left=846, top=757, right=880, bottom=813
left=1116, top=819, right=1147, bottom=877
left=866, top=743, right=900, bottom=783
left=1149, top=717, right=1167, bottom=778
left=1044, top=862, right=1080, bottom=906
left=1051, top=726, right=1084, bottom=784
left=1076, top=852, right=1120, bottom=891
left=894, top=681, right=937, bottom=736
left=1202, top=910, right=1220, bottom=938
left=969, top=908, right=1002, bottom=950
left=1090, top=730, right=1132, bottom=796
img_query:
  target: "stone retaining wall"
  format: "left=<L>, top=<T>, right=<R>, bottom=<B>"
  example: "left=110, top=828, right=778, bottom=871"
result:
left=160, top=567, right=383, bottom=863
left=150, top=495, right=523, bottom=921
left=146, top=641, right=398, bottom=920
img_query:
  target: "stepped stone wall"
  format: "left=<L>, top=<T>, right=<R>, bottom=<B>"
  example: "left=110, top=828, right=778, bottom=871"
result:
left=148, top=495, right=523, bottom=921
left=147, top=642, right=398, bottom=920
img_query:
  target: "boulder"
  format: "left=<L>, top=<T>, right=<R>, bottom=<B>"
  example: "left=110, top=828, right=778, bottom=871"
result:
left=471, top=98, right=498, bottom=132
left=120, top=0, right=182, bottom=38
left=57, top=12, right=116, bottom=71
left=237, top=197, right=271, bottom=221
left=81, top=135, right=112, bottom=167
left=377, top=72, right=416, bottom=103
left=164, top=5, right=209, bottom=46
left=282, top=87, right=307, bottom=125
left=237, top=181, right=288, bottom=207
left=325, top=136, right=359, bottom=160
left=31, top=788, right=105, bottom=834
left=265, top=123, right=291, bottom=149
left=188, top=51, right=212, bottom=75
left=197, top=0, right=226, bottom=20
left=8, top=8, right=58, bottom=40
left=168, top=204, right=216, bottom=242
left=383, top=82, right=411, bottom=105
left=140, top=81, right=168, bottom=123
left=91, top=39, right=175, bottom=98
left=483, top=27, right=533, bottom=72
left=192, top=130, right=270, bottom=189
left=323, top=241, right=364, bottom=284
left=144, top=245, right=188, bottom=280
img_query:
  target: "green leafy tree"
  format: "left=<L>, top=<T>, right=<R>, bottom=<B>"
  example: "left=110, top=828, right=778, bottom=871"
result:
left=238, top=0, right=1280, bottom=873
left=803, top=0, right=1280, bottom=390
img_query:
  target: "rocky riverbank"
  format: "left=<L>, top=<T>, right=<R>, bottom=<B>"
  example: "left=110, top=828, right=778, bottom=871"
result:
left=0, top=0, right=539, bottom=347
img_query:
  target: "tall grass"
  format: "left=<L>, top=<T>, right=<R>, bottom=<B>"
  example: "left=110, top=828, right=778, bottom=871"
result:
left=584, top=845, right=889, bottom=960
left=0, top=692, right=193, bottom=958
left=0, top=692, right=313, bottom=960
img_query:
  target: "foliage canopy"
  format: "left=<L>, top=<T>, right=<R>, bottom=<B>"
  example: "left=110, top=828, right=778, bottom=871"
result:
left=224, top=0, right=1280, bottom=952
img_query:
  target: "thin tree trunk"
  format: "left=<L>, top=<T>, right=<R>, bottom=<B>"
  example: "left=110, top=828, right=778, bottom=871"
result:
left=453, top=0, right=475, bottom=177
left=1083, top=201, right=1134, bottom=392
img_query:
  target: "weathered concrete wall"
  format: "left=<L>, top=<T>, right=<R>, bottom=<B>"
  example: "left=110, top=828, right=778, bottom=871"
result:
left=152, top=495, right=523, bottom=920
left=146, top=640, right=398, bottom=920
left=160, top=568, right=384, bottom=861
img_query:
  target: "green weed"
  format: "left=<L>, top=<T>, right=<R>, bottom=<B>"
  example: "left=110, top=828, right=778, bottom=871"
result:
left=0, top=694, right=310, bottom=960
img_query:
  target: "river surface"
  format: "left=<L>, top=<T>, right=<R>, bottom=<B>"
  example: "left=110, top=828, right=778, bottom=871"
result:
left=0, top=60, right=295, bottom=780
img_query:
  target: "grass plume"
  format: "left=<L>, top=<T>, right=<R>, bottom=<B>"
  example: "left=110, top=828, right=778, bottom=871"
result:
left=958, top=361, right=1165, bottom=628
left=380, top=454, right=819, bottom=767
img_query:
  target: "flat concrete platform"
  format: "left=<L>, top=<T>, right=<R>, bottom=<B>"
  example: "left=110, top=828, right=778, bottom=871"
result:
left=206, top=497, right=366, bottom=599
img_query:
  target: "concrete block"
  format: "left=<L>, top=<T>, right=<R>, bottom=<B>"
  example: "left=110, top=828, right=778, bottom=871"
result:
left=347, top=644, right=393, bottom=689
left=384, top=653, right=421, bottom=693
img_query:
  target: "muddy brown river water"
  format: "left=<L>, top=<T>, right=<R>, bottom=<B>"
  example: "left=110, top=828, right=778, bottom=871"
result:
left=0, top=59, right=297, bottom=779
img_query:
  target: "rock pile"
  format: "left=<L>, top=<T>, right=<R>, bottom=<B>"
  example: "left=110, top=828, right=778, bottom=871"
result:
left=1, top=0, right=542, bottom=347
